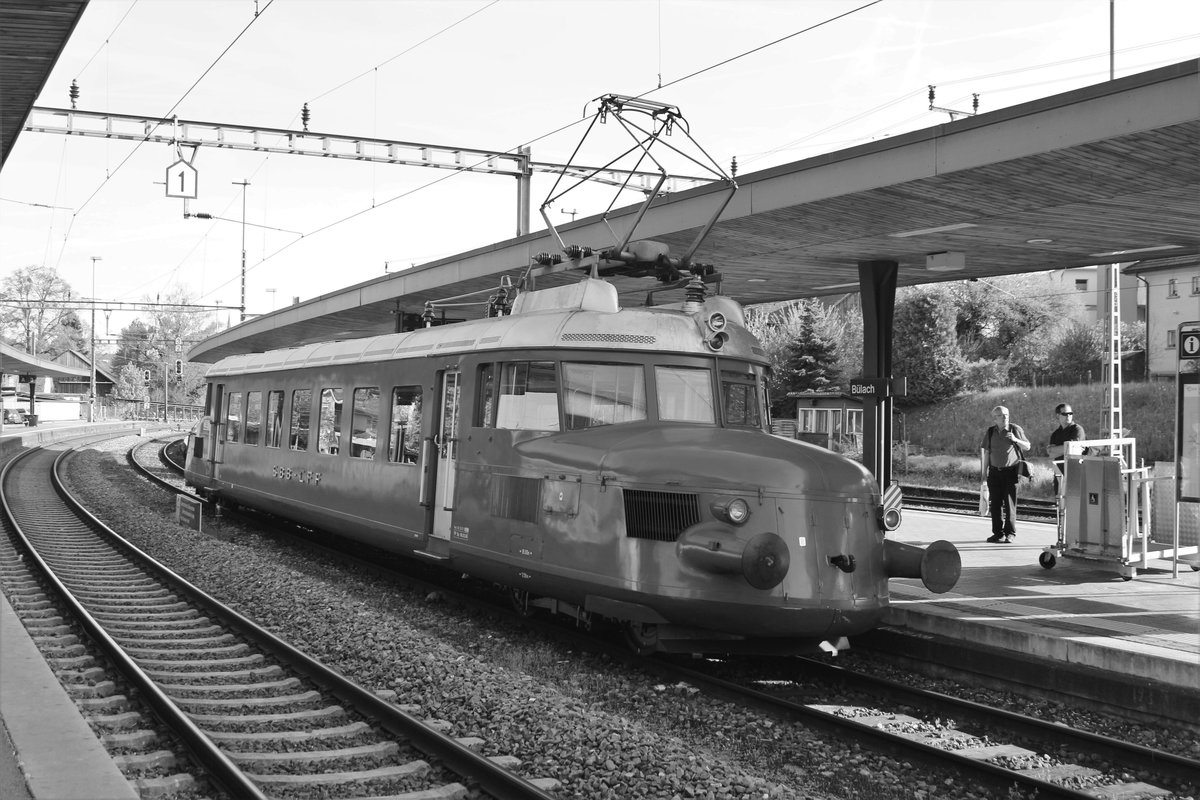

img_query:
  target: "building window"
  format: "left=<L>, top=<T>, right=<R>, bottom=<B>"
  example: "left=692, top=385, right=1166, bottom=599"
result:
left=1167, top=278, right=1179, bottom=298
left=1167, top=330, right=1177, bottom=349
left=1074, top=279, right=1088, bottom=291
left=1192, top=275, right=1199, bottom=295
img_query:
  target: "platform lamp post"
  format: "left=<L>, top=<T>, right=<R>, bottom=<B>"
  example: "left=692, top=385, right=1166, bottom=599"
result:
left=89, top=255, right=101, bottom=423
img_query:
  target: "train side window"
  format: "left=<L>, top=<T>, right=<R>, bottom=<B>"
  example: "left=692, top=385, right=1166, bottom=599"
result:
left=318, top=388, right=343, bottom=455
left=496, top=361, right=560, bottom=431
left=351, top=387, right=380, bottom=459
left=289, top=389, right=312, bottom=451
left=476, top=364, right=494, bottom=427
left=655, top=366, right=714, bottom=423
left=226, top=391, right=243, bottom=443
left=721, top=381, right=760, bottom=428
left=562, top=362, right=646, bottom=430
left=265, top=390, right=283, bottom=448
left=244, top=391, right=262, bottom=446
left=388, top=386, right=422, bottom=464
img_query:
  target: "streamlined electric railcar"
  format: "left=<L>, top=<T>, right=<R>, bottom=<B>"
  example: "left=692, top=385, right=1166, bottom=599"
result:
left=185, top=278, right=959, bottom=654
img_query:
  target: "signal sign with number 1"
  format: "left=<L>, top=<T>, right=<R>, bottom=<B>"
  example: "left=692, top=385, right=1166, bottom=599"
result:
left=165, top=159, right=198, bottom=199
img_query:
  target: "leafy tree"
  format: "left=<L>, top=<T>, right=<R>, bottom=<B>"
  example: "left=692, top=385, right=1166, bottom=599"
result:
left=892, top=286, right=964, bottom=407
left=0, top=264, right=83, bottom=357
left=950, top=274, right=1076, bottom=363
left=1045, top=319, right=1104, bottom=382
left=111, top=287, right=222, bottom=405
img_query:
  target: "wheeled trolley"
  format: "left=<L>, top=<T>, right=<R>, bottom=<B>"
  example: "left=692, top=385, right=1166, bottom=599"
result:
left=1041, top=438, right=1200, bottom=579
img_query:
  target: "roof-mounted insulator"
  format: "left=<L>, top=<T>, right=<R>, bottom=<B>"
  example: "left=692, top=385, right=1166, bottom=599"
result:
left=564, top=244, right=593, bottom=260
left=301, top=103, right=311, bottom=131
left=69, top=79, right=79, bottom=109
left=534, top=252, right=563, bottom=267
left=421, top=301, right=435, bottom=328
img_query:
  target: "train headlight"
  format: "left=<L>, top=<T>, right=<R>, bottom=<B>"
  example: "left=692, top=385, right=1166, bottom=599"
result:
left=706, top=311, right=727, bottom=332
left=711, top=497, right=751, bottom=525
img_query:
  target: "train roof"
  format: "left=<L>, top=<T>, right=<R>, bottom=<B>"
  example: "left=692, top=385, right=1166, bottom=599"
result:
left=204, top=279, right=768, bottom=378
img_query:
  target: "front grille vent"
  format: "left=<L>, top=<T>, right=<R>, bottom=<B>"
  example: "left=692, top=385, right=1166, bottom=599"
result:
left=623, top=489, right=700, bottom=542
left=490, top=475, right=542, bottom=523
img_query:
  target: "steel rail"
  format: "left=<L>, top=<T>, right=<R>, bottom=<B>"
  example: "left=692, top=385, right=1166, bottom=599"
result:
left=68, top=437, right=557, bottom=800
left=0, top=441, right=268, bottom=800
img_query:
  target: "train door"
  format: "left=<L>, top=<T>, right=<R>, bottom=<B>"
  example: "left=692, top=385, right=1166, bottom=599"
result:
left=431, top=370, right=461, bottom=542
left=210, top=383, right=225, bottom=470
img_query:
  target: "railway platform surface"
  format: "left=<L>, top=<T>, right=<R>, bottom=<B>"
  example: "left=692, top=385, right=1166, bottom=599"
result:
left=879, top=509, right=1199, bottom=718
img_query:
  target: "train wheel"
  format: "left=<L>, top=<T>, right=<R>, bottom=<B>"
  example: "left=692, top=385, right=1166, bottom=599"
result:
left=1038, top=551, right=1056, bottom=569
left=508, top=588, right=535, bottom=617
left=622, top=622, right=659, bottom=656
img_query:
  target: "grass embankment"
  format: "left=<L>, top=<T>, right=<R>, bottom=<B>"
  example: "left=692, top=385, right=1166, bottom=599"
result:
left=896, top=381, right=1176, bottom=499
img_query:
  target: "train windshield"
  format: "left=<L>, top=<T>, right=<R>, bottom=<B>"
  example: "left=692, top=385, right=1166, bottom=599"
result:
left=562, top=363, right=648, bottom=430
left=655, top=366, right=715, bottom=423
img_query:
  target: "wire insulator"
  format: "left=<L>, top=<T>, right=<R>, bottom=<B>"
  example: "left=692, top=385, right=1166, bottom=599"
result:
left=69, top=79, right=80, bottom=109
left=300, top=103, right=311, bottom=131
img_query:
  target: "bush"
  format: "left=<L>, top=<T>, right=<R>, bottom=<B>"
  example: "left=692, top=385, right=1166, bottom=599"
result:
left=900, top=380, right=1175, bottom=464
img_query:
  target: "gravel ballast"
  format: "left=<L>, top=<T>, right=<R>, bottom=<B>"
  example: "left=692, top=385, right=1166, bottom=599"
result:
left=64, top=437, right=1196, bottom=800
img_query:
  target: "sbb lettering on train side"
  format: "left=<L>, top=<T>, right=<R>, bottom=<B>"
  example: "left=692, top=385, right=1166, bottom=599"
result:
left=271, top=466, right=322, bottom=485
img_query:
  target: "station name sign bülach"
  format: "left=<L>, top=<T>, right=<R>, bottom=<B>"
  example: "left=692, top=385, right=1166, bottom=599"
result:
left=848, top=377, right=908, bottom=398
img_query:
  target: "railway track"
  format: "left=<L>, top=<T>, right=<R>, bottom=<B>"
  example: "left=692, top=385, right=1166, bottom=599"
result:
left=645, top=654, right=1199, bottom=800
left=131, top=436, right=1198, bottom=797
left=1, top=434, right=559, bottom=800
left=902, top=484, right=1057, bottom=520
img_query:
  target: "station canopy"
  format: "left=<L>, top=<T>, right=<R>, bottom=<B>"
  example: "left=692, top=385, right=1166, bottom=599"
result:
left=187, top=59, right=1199, bottom=363
left=1, top=341, right=89, bottom=381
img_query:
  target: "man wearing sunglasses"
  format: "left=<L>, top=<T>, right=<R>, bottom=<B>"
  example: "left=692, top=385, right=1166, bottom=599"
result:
left=1047, top=403, right=1086, bottom=495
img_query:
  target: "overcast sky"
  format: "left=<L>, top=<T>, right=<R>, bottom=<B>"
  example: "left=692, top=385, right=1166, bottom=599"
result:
left=1, top=0, right=1197, bottom=330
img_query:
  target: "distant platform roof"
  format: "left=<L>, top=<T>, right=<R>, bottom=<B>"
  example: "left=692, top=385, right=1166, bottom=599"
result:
left=181, top=58, right=1198, bottom=363
left=1, top=342, right=89, bottom=380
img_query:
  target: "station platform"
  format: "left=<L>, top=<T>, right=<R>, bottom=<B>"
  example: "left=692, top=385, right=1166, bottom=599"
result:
left=873, top=508, right=1200, bottom=725
left=1, top=491, right=1197, bottom=798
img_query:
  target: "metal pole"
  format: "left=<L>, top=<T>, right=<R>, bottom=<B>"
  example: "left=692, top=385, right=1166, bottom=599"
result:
left=89, top=256, right=101, bottom=422
left=234, top=179, right=250, bottom=322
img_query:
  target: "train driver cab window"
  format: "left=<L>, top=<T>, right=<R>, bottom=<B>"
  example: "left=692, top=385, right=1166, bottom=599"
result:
left=562, top=363, right=646, bottom=430
left=244, top=392, right=262, bottom=446
left=226, top=391, right=243, bottom=443
left=289, top=389, right=312, bottom=451
left=318, top=388, right=343, bottom=455
left=265, top=390, right=284, bottom=448
left=388, top=386, right=422, bottom=464
left=496, top=361, right=560, bottom=431
left=720, top=369, right=762, bottom=428
left=655, top=366, right=714, bottom=423
left=351, top=387, right=380, bottom=459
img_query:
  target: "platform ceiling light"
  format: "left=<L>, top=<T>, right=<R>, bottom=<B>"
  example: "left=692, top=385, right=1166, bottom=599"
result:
left=889, top=222, right=977, bottom=238
left=812, top=281, right=859, bottom=290
left=1088, top=244, right=1183, bottom=258
left=926, top=251, right=965, bottom=272
left=1026, top=238, right=1053, bottom=244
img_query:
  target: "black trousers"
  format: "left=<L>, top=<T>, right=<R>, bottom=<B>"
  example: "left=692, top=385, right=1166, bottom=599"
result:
left=986, top=465, right=1019, bottom=536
